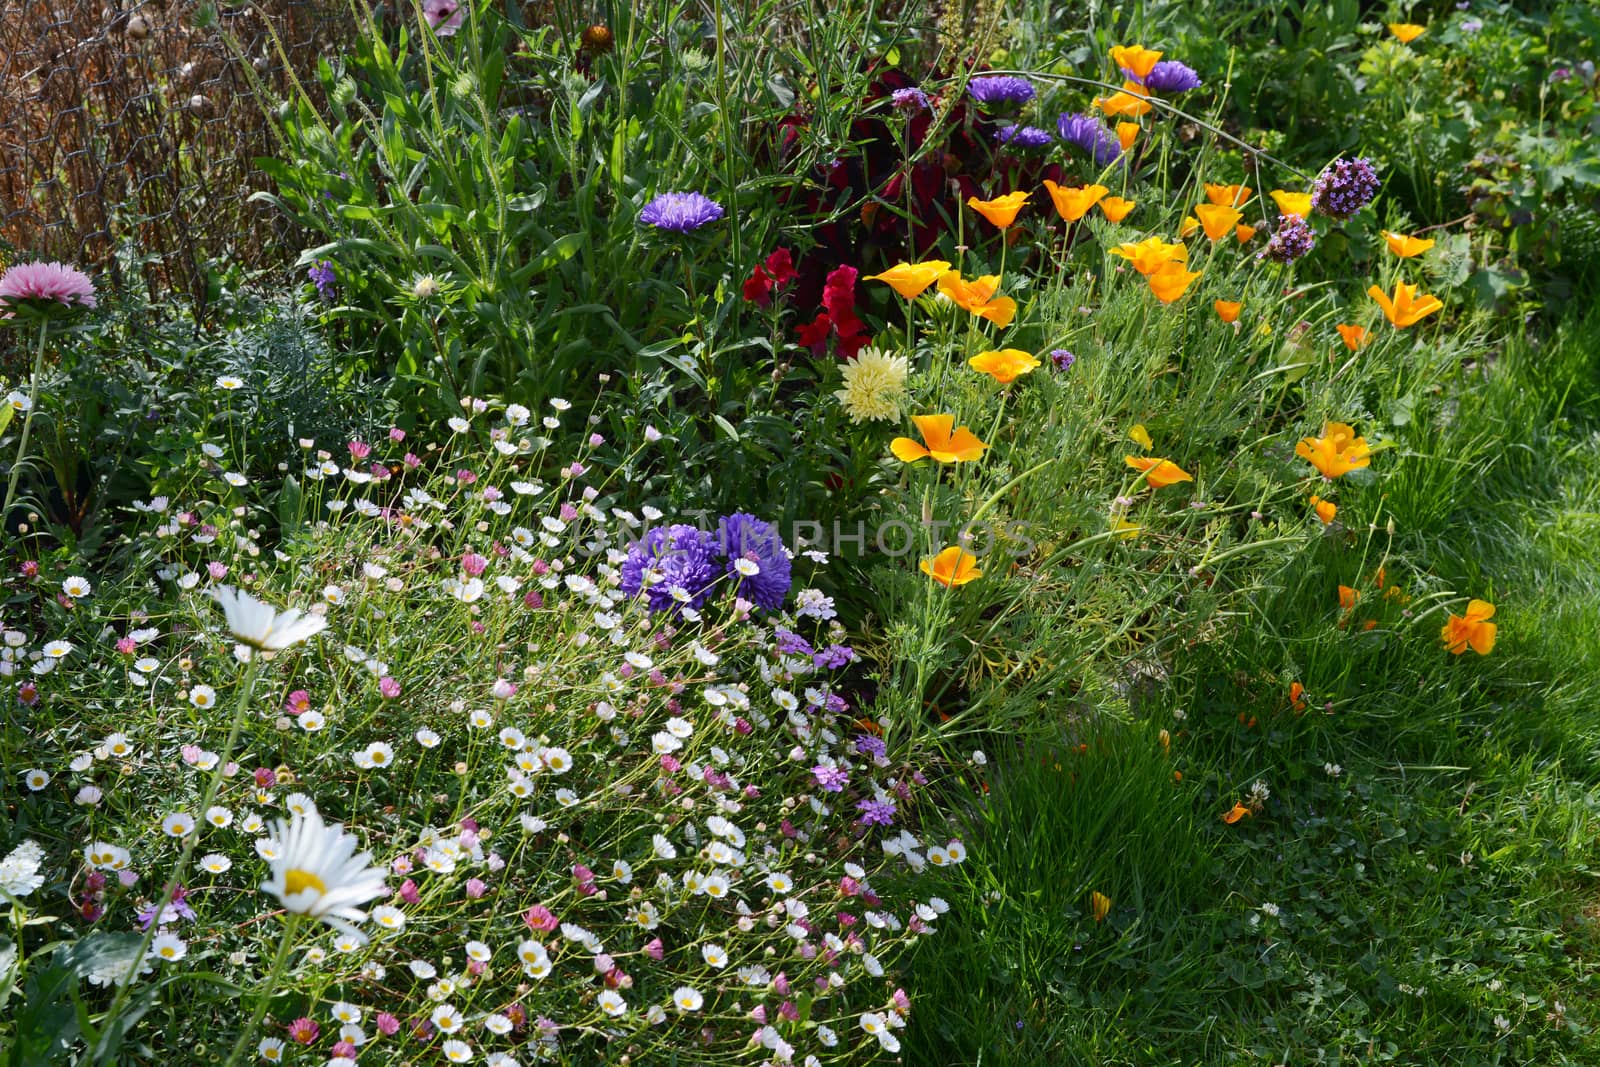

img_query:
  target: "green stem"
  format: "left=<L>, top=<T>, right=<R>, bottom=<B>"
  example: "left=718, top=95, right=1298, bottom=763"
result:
left=3, top=317, right=51, bottom=523
left=91, top=654, right=263, bottom=1064
left=224, top=913, right=304, bottom=1067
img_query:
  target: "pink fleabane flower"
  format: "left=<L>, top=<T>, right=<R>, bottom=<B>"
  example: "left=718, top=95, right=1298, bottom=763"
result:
left=0, top=261, right=96, bottom=316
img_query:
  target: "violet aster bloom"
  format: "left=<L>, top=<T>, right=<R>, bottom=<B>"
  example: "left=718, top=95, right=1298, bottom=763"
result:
left=775, top=629, right=815, bottom=657
left=1057, top=112, right=1123, bottom=167
left=890, top=87, right=930, bottom=112
left=308, top=260, right=336, bottom=300
left=1259, top=214, right=1316, bottom=264
left=1144, top=60, right=1202, bottom=93
left=856, top=797, right=898, bottom=827
left=0, top=261, right=97, bottom=315
left=639, top=191, right=725, bottom=232
left=854, top=734, right=887, bottom=760
left=1309, top=157, right=1380, bottom=221
left=994, top=124, right=1053, bottom=148
left=422, top=0, right=465, bottom=36
left=812, top=765, right=850, bottom=793
left=968, top=75, right=1036, bottom=106
left=813, top=644, right=855, bottom=669
left=620, top=524, right=720, bottom=612
left=1050, top=348, right=1076, bottom=371
left=716, top=512, right=792, bottom=611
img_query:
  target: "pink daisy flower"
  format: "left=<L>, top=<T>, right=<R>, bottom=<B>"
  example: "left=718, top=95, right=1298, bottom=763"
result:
left=422, top=0, right=466, bottom=36
left=0, top=261, right=96, bottom=314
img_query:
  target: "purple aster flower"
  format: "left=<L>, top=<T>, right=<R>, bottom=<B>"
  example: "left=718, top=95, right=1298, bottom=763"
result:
left=775, top=629, right=815, bottom=657
left=1057, top=112, right=1123, bottom=167
left=1309, top=157, right=1380, bottom=221
left=813, top=644, right=855, bottom=670
left=1144, top=60, right=1202, bottom=93
left=0, top=260, right=96, bottom=315
left=1050, top=348, right=1076, bottom=371
left=1259, top=214, right=1316, bottom=264
left=308, top=260, right=336, bottom=300
left=716, top=513, right=792, bottom=611
left=890, top=87, right=930, bottom=112
left=854, top=734, right=887, bottom=760
left=620, top=524, right=720, bottom=613
left=856, top=797, right=898, bottom=827
left=639, top=191, right=725, bottom=232
left=968, top=75, right=1036, bottom=106
left=812, top=765, right=850, bottom=793
left=994, top=124, right=1053, bottom=148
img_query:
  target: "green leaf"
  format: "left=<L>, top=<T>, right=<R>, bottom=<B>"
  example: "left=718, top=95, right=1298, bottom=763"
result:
left=527, top=233, right=584, bottom=274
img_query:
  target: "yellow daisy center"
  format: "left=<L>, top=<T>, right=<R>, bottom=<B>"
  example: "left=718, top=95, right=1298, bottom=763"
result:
left=283, top=868, right=327, bottom=896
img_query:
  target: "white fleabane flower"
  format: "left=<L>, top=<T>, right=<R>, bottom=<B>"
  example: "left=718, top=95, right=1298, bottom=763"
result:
left=61, top=575, right=92, bottom=598
left=209, top=586, right=328, bottom=652
left=259, top=808, right=387, bottom=941
left=672, top=986, right=703, bottom=1012
left=0, top=839, right=47, bottom=900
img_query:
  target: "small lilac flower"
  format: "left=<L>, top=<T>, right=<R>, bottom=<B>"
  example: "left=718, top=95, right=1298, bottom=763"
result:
left=1461, top=18, right=1482, bottom=32
left=854, top=734, right=887, bottom=760
left=813, top=644, right=855, bottom=670
left=1057, top=112, right=1123, bottom=167
left=775, top=629, right=815, bottom=657
left=1050, top=349, right=1076, bottom=371
left=1144, top=60, right=1202, bottom=93
left=639, top=192, right=725, bottom=232
left=968, top=75, right=1036, bottom=105
left=890, top=87, right=930, bottom=112
left=812, top=765, right=850, bottom=793
left=994, top=124, right=1053, bottom=148
left=856, top=797, right=898, bottom=827
left=308, top=260, right=336, bottom=300
left=1260, top=214, right=1316, bottom=264
left=0, top=260, right=96, bottom=315
left=1310, top=157, right=1380, bottom=221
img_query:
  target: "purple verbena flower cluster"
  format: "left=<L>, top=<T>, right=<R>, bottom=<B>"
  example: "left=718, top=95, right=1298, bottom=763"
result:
left=308, top=260, right=336, bottom=300
left=1260, top=214, right=1317, bottom=264
left=1310, top=157, right=1380, bottom=221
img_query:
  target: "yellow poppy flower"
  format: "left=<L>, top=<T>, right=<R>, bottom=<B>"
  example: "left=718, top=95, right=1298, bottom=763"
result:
left=1098, top=196, right=1136, bottom=223
left=1125, top=455, right=1194, bottom=488
left=1204, top=183, right=1253, bottom=208
left=937, top=271, right=1017, bottom=328
left=1214, top=299, right=1242, bottom=323
left=1090, top=891, right=1112, bottom=922
left=1336, top=324, right=1368, bottom=351
left=968, top=348, right=1041, bottom=383
left=1179, top=215, right=1200, bottom=238
left=1041, top=180, right=1108, bottom=223
left=1147, top=263, right=1202, bottom=303
left=1368, top=280, right=1443, bottom=328
left=1111, top=516, right=1142, bottom=540
left=967, top=191, right=1029, bottom=229
left=1269, top=190, right=1312, bottom=217
left=1388, top=22, right=1425, bottom=43
left=1441, top=599, right=1496, bottom=655
left=1116, top=122, right=1140, bottom=151
left=889, top=414, right=989, bottom=463
left=921, top=546, right=981, bottom=587
left=1381, top=231, right=1435, bottom=258
left=1309, top=494, right=1337, bottom=524
left=1195, top=204, right=1244, bottom=241
left=1129, top=423, right=1153, bottom=450
left=1109, top=236, right=1187, bottom=276
left=1109, top=45, right=1163, bottom=80
left=1296, top=421, right=1372, bottom=479
left=865, top=260, right=952, bottom=300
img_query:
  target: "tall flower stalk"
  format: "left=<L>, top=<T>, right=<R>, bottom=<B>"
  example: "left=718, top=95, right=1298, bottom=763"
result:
left=2, top=316, right=50, bottom=522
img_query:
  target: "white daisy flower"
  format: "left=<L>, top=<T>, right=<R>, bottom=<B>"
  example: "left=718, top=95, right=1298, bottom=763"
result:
left=208, top=586, right=328, bottom=652
left=259, top=808, right=387, bottom=941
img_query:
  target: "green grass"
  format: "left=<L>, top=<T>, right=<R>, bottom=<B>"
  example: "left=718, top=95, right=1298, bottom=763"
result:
left=904, top=306, right=1600, bottom=1064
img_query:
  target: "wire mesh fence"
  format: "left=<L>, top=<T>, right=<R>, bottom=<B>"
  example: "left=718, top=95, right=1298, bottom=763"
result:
left=0, top=0, right=354, bottom=308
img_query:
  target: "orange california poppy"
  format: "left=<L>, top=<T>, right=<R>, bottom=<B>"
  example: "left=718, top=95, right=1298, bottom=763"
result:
left=1125, top=455, right=1194, bottom=488
left=1148, top=263, right=1202, bottom=304
left=1195, top=203, right=1244, bottom=241
left=1309, top=494, right=1337, bottom=523
left=1041, top=180, right=1109, bottom=222
left=1090, top=891, right=1112, bottom=922
left=1109, top=44, right=1163, bottom=80
left=1369, top=280, right=1443, bottom=328
left=1269, top=190, right=1312, bottom=217
left=1441, top=599, right=1496, bottom=655
left=1337, top=584, right=1361, bottom=610
left=1381, top=231, right=1435, bottom=258
left=1388, top=22, right=1425, bottom=43
left=865, top=260, right=952, bottom=300
left=1297, top=421, right=1372, bottom=479
left=968, top=348, right=1041, bottom=383
left=921, top=546, right=981, bottom=587
left=1095, top=81, right=1154, bottom=118
left=1235, top=223, right=1258, bottom=243
left=968, top=191, right=1029, bottom=229
left=1289, top=681, right=1308, bottom=711
left=1222, top=803, right=1252, bottom=824
left=1116, top=122, right=1140, bottom=151
left=1204, top=183, right=1253, bottom=208
left=1214, top=299, right=1242, bottom=323
left=937, top=271, right=1018, bottom=328
left=1109, top=236, right=1187, bottom=276
left=890, top=414, right=989, bottom=463
left=1336, top=324, right=1368, bottom=351
left=1098, top=196, right=1136, bottom=223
